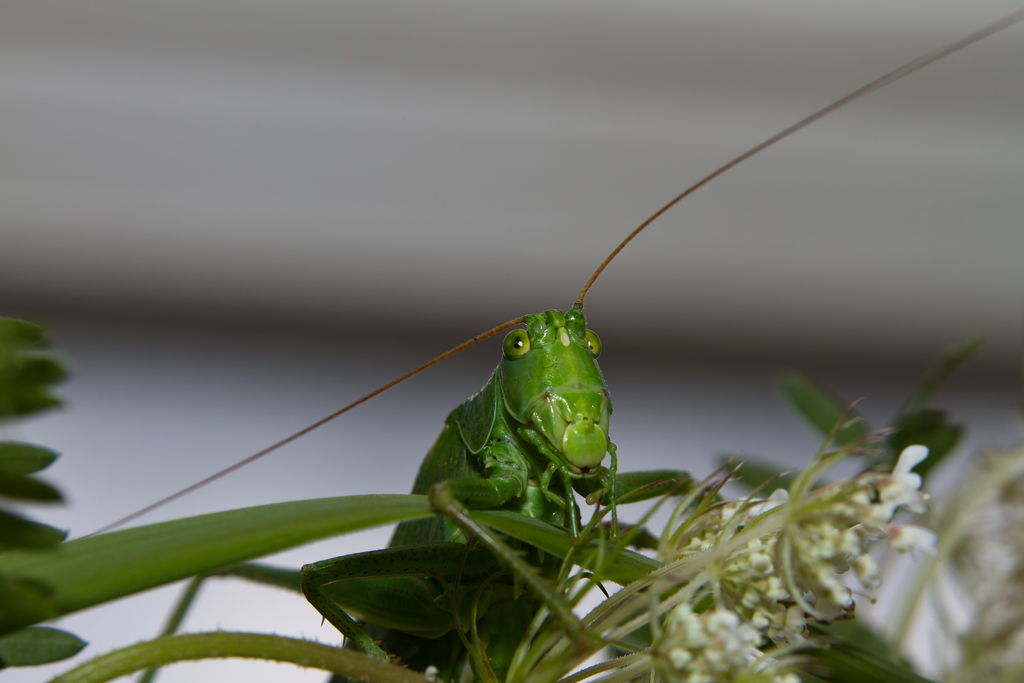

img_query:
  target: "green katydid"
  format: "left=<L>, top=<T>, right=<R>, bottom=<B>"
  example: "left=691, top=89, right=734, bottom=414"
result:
left=295, top=305, right=690, bottom=682
left=0, top=8, right=1021, bottom=683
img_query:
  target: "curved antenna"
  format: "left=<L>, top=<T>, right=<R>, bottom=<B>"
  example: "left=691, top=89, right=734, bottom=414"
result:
left=94, top=8, right=1024, bottom=536
left=90, top=315, right=525, bottom=535
left=576, top=7, right=1024, bottom=305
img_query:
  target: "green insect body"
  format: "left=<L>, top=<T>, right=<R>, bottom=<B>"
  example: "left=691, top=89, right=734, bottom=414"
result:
left=299, top=304, right=688, bottom=683
left=394, top=305, right=612, bottom=547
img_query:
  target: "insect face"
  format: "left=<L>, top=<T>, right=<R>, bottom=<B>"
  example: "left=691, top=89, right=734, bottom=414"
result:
left=499, top=304, right=611, bottom=473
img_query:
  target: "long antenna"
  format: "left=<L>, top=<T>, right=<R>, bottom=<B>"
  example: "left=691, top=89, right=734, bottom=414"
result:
left=576, top=7, right=1024, bottom=305
left=90, top=316, right=525, bottom=535
left=94, top=8, right=1024, bottom=536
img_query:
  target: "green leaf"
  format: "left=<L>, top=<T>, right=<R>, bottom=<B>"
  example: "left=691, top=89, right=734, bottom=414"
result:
left=0, top=494, right=434, bottom=635
left=0, top=443, right=58, bottom=476
left=0, top=472, right=62, bottom=503
left=0, top=318, right=67, bottom=420
left=4, top=353, right=67, bottom=417
left=14, top=353, right=66, bottom=386
left=0, top=319, right=45, bottom=351
left=813, top=621, right=890, bottom=659
left=0, top=626, right=86, bottom=667
left=719, top=454, right=795, bottom=493
left=899, top=337, right=982, bottom=415
left=0, top=575, right=59, bottom=635
left=0, top=510, right=66, bottom=550
left=798, top=637, right=934, bottom=683
left=779, top=372, right=871, bottom=446
left=886, top=409, right=962, bottom=479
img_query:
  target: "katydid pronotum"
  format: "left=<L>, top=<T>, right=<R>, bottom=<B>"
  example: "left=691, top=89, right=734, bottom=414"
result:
left=0, top=5, right=1019, bottom=683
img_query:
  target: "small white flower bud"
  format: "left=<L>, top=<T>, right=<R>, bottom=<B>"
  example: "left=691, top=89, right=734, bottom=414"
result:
left=853, top=554, right=881, bottom=588
left=668, top=647, right=693, bottom=670
left=889, top=524, right=938, bottom=556
left=894, top=445, right=930, bottom=475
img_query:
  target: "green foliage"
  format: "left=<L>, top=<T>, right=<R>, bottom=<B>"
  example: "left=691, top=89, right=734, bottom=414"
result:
left=0, top=320, right=68, bottom=543
left=885, top=408, right=962, bottom=480
left=0, top=626, right=86, bottom=668
left=0, top=494, right=434, bottom=636
left=0, top=318, right=67, bottom=419
left=722, top=454, right=798, bottom=494
left=897, top=337, right=982, bottom=415
left=0, top=575, right=60, bottom=636
left=0, top=318, right=77, bottom=663
left=0, top=510, right=66, bottom=550
left=797, top=637, right=933, bottom=683
left=0, top=442, right=59, bottom=475
left=779, top=373, right=872, bottom=447
left=731, top=338, right=979, bottom=491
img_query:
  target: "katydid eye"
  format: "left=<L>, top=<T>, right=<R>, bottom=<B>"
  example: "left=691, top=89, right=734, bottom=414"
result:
left=585, top=329, right=602, bottom=358
left=503, top=329, right=531, bottom=359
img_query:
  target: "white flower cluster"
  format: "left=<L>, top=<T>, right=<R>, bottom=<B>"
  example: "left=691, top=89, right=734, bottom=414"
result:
left=658, top=605, right=798, bottom=683
left=940, top=446, right=1024, bottom=682
left=777, top=445, right=937, bottom=622
left=649, top=445, right=937, bottom=682
left=669, top=490, right=798, bottom=643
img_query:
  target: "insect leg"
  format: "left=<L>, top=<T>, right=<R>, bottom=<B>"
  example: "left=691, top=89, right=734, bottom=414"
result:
left=539, top=463, right=569, bottom=508
left=575, top=469, right=694, bottom=506
left=300, top=543, right=495, bottom=660
left=427, top=477, right=589, bottom=644
left=517, top=427, right=587, bottom=538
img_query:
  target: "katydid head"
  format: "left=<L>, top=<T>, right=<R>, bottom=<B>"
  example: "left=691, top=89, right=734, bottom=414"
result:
left=499, top=303, right=611, bottom=474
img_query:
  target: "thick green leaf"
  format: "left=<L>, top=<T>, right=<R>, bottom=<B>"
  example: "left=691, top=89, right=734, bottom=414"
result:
left=0, top=472, right=62, bottom=503
left=0, top=494, right=433, bottom=635
left=474, top=510, right=660, bottom=585
left=780, top=372, right=870, bottom=446
left=0, top=575, right=59, bottom=635
left=0, top=626, right=86, bottom=667
left=899, top=337, right=982, bottom=415
left=0, top=510, right=66, bottom=549
left=886, top=409, right=962, bottom=479
left=0, top=443, right=58, bottom=476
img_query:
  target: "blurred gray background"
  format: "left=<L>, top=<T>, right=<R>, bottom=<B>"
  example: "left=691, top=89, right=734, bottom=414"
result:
left=3, top=1, right=1023, bottom=681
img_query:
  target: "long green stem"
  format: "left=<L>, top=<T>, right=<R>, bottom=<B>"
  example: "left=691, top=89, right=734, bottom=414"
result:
left=555, top=651, right=649, bottom=683
left=49, top=632, right=426, bottom=683
left=892, top=447, right=1024, bottom=655
left=138, top=576, right=205, bottom=683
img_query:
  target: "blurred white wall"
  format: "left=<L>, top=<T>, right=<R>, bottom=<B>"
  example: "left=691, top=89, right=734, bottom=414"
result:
left=2, top=1, right=1023, bottom=681
left=3, top=0, right=1022, bottom=363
